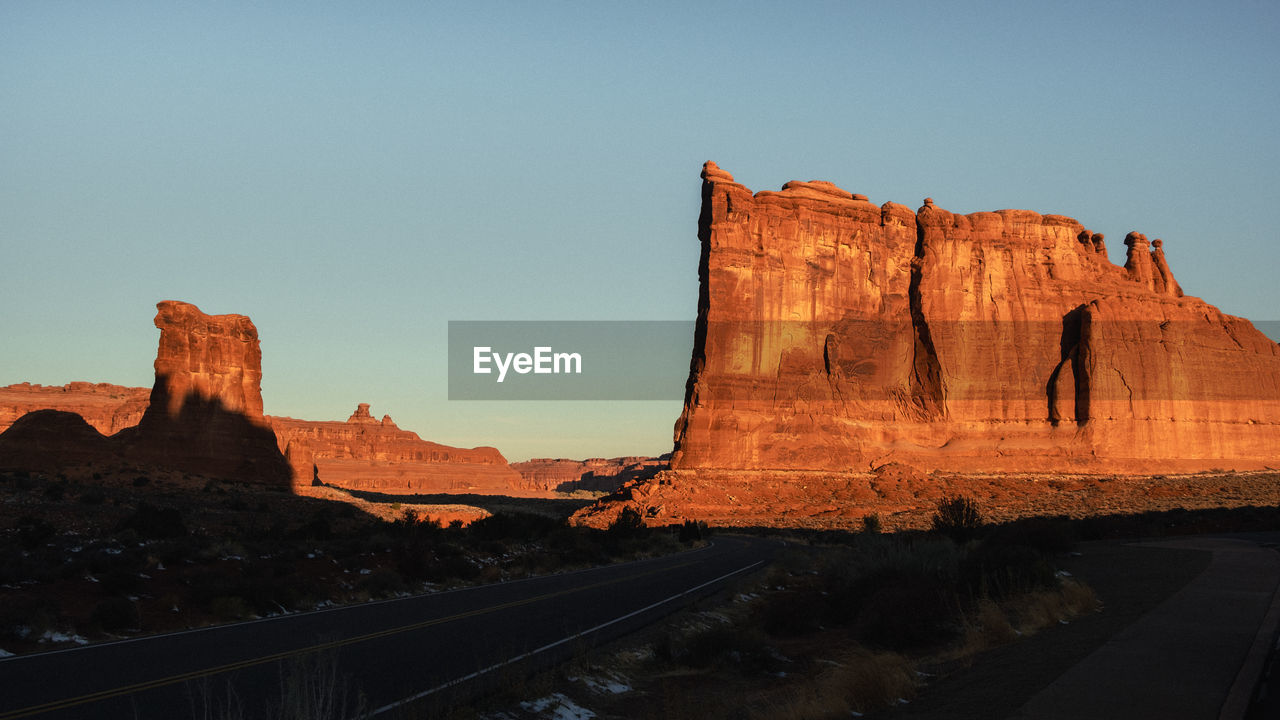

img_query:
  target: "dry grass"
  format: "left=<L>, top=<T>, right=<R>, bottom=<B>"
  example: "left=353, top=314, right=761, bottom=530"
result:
left=946, top=578, right=1100, bottom=661
left=756, top=649, right=917, bottom=719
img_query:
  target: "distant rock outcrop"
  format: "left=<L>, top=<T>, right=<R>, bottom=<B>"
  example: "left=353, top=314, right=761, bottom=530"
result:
left=511, top=454, right=670, bottom=493
left=269, top=405, right=524, bottom=494
left=0, top=301, right=292, bottom=487
left=0, top=383, right=149, bottom=436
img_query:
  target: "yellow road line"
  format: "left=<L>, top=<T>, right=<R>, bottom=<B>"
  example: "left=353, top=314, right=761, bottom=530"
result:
left=0, top=558, right=701, bottom=719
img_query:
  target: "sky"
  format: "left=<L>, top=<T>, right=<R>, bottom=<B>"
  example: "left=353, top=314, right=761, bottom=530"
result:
left=2, top=1, right=1278, bottom=461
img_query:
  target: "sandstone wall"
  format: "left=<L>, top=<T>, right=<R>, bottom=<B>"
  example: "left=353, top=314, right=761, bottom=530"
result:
left=671, top=162, right=1280, bottom=473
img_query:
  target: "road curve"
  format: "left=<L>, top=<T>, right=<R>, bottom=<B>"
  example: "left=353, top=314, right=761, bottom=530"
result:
left=0, top=535, right=775, bottom=719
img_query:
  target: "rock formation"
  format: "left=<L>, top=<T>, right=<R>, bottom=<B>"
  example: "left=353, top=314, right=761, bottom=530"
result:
left=575, top=162, right=1280, bottom=529
left=115, top=301, right=292, bottom=487
left=269, top=405, right=524, bottom=494
left=665, top=162, right=1280, bottom=475
left=511, top=454, right=670, bottom=493
left=0, top=383, right=148, bottom=436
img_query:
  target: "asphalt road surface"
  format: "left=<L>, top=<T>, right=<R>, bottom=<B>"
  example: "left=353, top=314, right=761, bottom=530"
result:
left=0, top=535, right=775, bottom=719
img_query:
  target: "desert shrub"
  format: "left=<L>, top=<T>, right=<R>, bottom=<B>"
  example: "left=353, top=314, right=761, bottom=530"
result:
left=357, top=568, right=407, bottom=597
left=659, top=625, right=771, bottom=670
left=79, top=487, right=107, bottom=505
left=605, top=507, right=645, bottom=541
left=932, top=494, right=983, bottom=542
left=118, top=502, right=187, bottom=539
left=468, top=512, right=560, bottom=542
left=678, top=519, right=709, bottom=543
left=0, top=596, right=60, bottom=641
left=850, top=572, right=958, bottom=651
left=862, top=512, right=883, bottom=534
left=101, top=567, right=144, bottom=594
left=16, top=516, right=55, bottom=550
left=759, top=590, right=827, bottom=636
left=209, top=596, right=252, bottom=621
left=90, top=597, right=139, bottom=632
left=985, top=516, right=1076, bottom=555
left=293, top=511, right=334, bottom=541
left=132, top=476, right=151, bottom=487
left=962, top=542, right=1057, bottom=600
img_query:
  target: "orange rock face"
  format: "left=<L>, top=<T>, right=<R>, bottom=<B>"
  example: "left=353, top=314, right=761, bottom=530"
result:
left=0, top=382, right=149, bottom=436
left=511, top=455, right=669, bottom=493
left=671, top=162, right=1280, bottom=474
left=269, top=405, right=524, bottom=494
left=116, top=301, right=292, bottom=487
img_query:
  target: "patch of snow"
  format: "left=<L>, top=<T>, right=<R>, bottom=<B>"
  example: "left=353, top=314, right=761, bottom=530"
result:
left=155, top=563, right=165, bottom=571
left=359, top=568, right=372, bottom=575
left=306, top=553, right=316, bottom=559
left=0, top=649, right=14, bottom=658
left=84, top=574, right=99, bottom=583
left=138, top=573, right=151, bottom=579
left=1055, top=570, right=1073, bottom=577
left=736, top=592, right=759, bottom=602
left=518, top=693, right=595, bottom=720
left=896, top=697, right=910, bottom=704
left=569, top=673, right=631, bottom=695
left=40, top=631, right=88, bottom=645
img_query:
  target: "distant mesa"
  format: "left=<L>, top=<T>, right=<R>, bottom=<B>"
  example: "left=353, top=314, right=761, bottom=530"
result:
left=511, top=454, right=670, bottom=494
left=269, top=404, right=525, bottom=495
left=0, top=382, right=148, bottom=436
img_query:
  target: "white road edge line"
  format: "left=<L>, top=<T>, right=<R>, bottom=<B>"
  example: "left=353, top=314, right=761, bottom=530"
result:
left=367, top=557, right=767, bottom=717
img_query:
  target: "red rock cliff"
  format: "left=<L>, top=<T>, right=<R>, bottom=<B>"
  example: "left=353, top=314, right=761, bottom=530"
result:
left=270, top=405, right=524, bottom=494
left=0, top=383, right=149, bottom=436
left=671, top=162, right=1280, bottom=473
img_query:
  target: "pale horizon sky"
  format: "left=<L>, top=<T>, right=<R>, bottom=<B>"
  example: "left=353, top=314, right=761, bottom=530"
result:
left=3, top=1, right=1278, bottom=461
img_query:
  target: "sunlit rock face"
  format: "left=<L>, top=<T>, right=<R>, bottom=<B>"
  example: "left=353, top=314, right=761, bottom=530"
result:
left=269, top=405, right=525, bottom=494
left=0, top=382, right=149, bottom=436
left=671, top=162, right=1280, bottom=473
left=119, top=301, right=292, bottom=487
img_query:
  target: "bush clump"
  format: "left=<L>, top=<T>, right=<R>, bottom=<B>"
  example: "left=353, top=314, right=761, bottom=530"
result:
left=932, top=494, right=983, bottom=542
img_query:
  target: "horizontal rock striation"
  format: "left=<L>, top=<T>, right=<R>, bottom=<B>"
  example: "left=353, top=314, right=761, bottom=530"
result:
left=671, top=162, right=1280, bottom=474
left=0, top=383, right=149, bottom=436
left=511, top=454, right=670, bottom=494
left=270, top=406, right=523, bottom=494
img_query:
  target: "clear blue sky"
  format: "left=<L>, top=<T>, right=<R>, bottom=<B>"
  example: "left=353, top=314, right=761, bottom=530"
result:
left=3, top=1, right=1278, bottom=461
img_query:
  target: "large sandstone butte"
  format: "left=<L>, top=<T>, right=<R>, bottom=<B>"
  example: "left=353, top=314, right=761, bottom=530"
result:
left=671, top=162, right=1280, bottom=474
left=114, top=301, right=293, bottom=486
left=574, top=163, right=1280, bottom=528
left=270, top=403, right=524, bottom=494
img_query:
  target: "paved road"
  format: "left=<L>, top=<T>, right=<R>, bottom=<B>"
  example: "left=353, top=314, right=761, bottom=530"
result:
left=0, top=535, right=775, bottom=719
left=1010, top=537, right=1280, bottom=720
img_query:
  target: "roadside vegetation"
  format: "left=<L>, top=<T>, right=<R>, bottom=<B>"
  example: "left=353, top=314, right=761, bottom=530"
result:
left=462, top=496, right=1280, bottom=720
left=0, top=470, right=698, bottom=658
